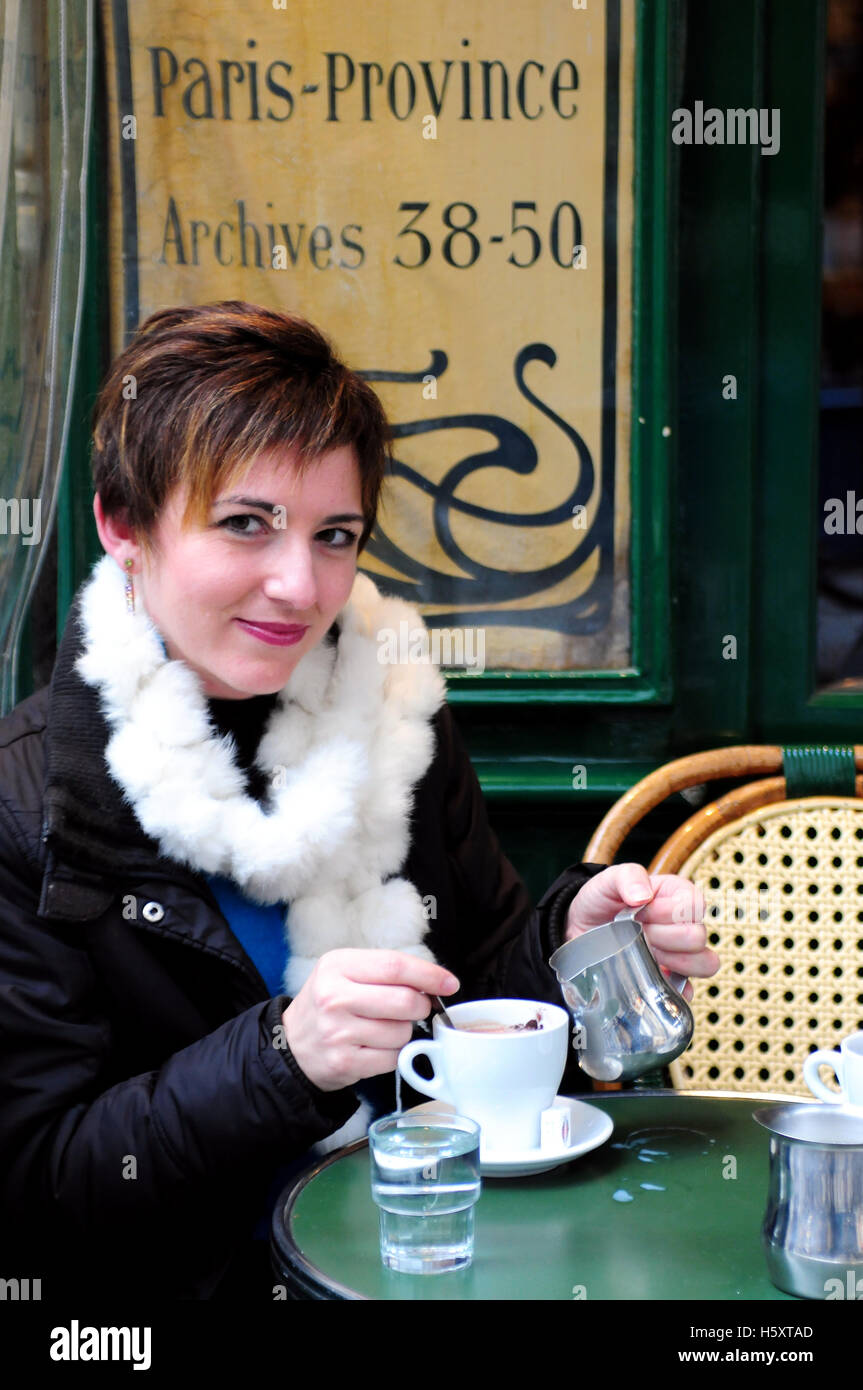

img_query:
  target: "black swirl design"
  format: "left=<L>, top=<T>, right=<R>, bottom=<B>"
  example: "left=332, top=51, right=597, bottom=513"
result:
left=359, top=345, right=614, bottom=635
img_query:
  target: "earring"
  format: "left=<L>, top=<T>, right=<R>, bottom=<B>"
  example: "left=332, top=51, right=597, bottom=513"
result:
left=124, top=558, right=135, bottom=615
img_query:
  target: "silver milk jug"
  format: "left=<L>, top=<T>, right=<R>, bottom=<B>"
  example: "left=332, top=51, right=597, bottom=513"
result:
left=548, top=909, right=694, bottom=1082
left=753, top=1102, right=863, bottom=1300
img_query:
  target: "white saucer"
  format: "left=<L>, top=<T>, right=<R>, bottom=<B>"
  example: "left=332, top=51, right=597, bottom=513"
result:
left=407, top=1096, right=614, bottom=1177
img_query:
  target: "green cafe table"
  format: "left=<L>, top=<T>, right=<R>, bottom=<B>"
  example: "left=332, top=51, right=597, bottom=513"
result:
left=270, top=1090, right=800, bottom=1300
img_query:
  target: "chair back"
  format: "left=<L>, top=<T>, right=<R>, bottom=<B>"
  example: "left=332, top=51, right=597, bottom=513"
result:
left=584, top=746, right=863, bottom=1096
left=666, top=795, right=863, bottom=1095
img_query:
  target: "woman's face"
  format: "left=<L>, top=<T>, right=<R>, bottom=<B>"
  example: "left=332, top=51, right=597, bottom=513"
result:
left=122, top=445, right=365, bottom=699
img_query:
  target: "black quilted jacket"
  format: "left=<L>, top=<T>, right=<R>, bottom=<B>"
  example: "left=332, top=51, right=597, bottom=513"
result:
left=0, top=590, right=604, bottom=1299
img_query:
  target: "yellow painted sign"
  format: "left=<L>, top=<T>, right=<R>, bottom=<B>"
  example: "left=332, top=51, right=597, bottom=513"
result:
left=101, top=0, right=634, bottom=671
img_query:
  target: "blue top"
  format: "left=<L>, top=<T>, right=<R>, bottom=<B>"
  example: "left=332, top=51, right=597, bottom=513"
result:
left=204, top=872, right=290, bottom=997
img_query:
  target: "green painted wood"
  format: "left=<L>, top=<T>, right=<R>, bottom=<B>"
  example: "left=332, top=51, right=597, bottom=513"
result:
left=668, top=0, right=762, bottom=749
left=469, top=758, right=660, bottom=800
left=631, top=0, right=674, bottom=708
left=755, top=0, right=835, bottom=738
left=447, top=675, right=667, bottom=705
left=277, top=1094, right=794, bottom=1300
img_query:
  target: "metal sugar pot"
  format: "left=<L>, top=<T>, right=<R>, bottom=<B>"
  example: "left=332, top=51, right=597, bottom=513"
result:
left=548, top=909, right=694, bottom=1082
left=753, top=1102, right=863, bottom=1300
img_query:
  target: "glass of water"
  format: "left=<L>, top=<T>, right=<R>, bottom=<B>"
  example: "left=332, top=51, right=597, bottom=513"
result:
left=368, top=1112, right=481, bottom=1274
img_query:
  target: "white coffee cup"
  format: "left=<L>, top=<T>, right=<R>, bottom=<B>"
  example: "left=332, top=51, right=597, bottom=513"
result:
left=397, top=999, right=569, bottom=1154
left=803, top=1031, right=863, bottom=1113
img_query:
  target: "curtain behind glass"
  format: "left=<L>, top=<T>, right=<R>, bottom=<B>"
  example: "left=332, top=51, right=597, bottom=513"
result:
left=0, top=0, right=92, bottom=713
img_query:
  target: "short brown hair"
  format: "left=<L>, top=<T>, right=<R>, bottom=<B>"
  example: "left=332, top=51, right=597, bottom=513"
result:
left=91, top=301, right=392, bottom=557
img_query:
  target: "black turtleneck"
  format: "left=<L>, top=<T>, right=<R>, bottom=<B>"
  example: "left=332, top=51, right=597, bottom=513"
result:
left=206, top=691, right=280, bottom=804
left=202, top=625, right=339, bottom=804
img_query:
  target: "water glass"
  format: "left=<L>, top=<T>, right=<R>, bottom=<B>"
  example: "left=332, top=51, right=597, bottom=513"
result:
left=368, top=1112, right=481, bottom=1274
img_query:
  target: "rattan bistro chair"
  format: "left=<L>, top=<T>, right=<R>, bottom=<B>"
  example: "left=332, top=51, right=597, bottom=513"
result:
left=584, top=746, right=863, bottom=1096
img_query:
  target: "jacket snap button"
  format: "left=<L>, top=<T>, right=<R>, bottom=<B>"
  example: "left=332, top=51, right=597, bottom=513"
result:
left=142, top=901, right=165, bottom=923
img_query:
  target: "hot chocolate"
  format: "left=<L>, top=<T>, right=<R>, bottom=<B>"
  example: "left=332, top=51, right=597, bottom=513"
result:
left=459, top=1011, right=544, bottom=1034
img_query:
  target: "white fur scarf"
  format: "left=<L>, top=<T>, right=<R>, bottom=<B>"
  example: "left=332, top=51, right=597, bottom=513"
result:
left=74, top=554, right=447, bottom=997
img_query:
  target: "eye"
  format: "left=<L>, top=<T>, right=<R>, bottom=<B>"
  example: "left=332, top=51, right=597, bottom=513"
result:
left=317, top=527, right=360, bottom=549
left=218, top=513, right=269, bottom=536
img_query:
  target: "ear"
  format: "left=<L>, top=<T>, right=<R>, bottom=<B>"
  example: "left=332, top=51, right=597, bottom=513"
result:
left=93, top=494, right=139, bottom=567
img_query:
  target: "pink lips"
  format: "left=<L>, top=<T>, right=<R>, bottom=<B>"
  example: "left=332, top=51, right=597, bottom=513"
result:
left=235, top=618, right=310, bottom=647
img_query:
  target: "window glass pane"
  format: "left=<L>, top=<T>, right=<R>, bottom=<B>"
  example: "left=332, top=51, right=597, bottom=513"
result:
left=0, top=0, right=91, bottom=711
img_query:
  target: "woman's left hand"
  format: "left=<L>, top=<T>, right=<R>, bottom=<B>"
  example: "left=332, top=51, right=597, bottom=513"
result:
left=565, top=864, right=719, bottom=1002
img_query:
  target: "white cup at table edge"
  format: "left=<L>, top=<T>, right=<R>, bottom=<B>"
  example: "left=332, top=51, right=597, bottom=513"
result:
left=803, top=1030, right=863, bottom=1113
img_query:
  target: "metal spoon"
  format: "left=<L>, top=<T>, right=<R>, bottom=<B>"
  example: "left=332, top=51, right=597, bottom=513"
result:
left=430, top=995, right=456, bottom=1029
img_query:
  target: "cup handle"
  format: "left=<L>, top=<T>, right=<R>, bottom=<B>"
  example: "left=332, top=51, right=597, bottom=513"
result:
left=803, top=1049, right=843, bottom=1103
left=397, top=1040, right=448, bottom=1101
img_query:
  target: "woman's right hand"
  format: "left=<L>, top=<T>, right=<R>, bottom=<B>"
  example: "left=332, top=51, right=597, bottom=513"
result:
left=281, top=949, right=460, bottom=1091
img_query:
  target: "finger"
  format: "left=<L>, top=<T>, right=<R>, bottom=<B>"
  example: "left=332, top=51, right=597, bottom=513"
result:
left=613, top=863, right=654, bottom=907
left=641, top=921, right=708, bottom=954
left=567, top=864, right=655, bottom=931
left=317, top=1043, right=411, bottom=1090
left=326, top=949, right=459, bottom=995
left=642, top=879, right=705, bottom=923
left=652, top=946, right=720, bottom=979
left=350, top=1046, right=412, bottom=1083
left=334, top=1017, right=417, bottom=1051
left=333, top=981, right=439, bottom=1024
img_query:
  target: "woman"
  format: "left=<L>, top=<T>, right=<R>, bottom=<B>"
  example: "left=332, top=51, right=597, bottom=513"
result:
left=0, top=302, right=717, bottom=1301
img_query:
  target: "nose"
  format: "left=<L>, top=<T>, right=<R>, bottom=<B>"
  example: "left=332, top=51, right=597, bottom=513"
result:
left=261, top=537, right=317, bottom=613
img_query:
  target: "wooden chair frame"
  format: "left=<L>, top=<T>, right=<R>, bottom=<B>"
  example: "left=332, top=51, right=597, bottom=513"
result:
left=585, top=746, right=863, bottom=869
